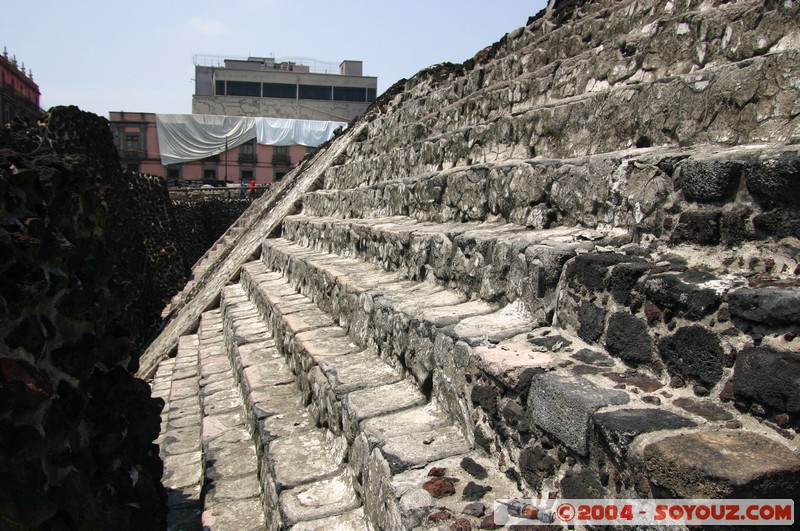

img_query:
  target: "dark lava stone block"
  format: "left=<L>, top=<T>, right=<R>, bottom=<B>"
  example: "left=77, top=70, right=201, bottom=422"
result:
left=519, top=445, right=557, bottom=488
left=728, top=287, right=800, bottom=325
left=560, top=468, right=605, bottom=499
left=605, top=312, right=653, bottom=364
left=677, top=160, right=742, bottom=203
left=578, top=301, right=606, bottom=343
left=608, top=261, right=651, bottom=305
left=642, top=272, right=722, bottom=320
left=567, top=253, right=645, bottom=292
left=732, top=347, right=800, bottom=414
left=594, top=408, right=697, bottom=457
left=671, top=210, right=722, bottom=245
left=752, top=208, right=800, bottom=239
left=744, top=152, right=800, bottom=208
left=658, top=326, right=725, bottom=387
left=470, top=384, right=499, bottom=417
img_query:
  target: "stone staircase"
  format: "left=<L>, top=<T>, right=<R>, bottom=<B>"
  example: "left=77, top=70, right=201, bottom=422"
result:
left=153, top=261, right=526, bottom=529
left=143, top=0, right=800, bottom=528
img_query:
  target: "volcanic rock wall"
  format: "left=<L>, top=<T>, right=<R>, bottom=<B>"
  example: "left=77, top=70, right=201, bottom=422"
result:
left=172, top=197, right=252, bottom=269
left=0, top=107, right=177, bottom=529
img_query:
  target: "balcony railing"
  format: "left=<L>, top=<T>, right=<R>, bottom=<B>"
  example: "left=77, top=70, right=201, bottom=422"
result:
left=238, top=152, right=257, bottom=164
left=272, top=154, right=291, bottom=165
left=123, top=148, right=146, bottom=160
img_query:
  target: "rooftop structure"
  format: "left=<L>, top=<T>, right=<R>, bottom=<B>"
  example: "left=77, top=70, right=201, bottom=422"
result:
left=193, top=56, right=377, bottom=122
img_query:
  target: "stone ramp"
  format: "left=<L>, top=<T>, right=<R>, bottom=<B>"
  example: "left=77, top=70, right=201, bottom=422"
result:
left=153, top=313, right=267, bottom=531
left=139, top=123, right=367, bottom=380
left=153, top=335, right=204, bottom=530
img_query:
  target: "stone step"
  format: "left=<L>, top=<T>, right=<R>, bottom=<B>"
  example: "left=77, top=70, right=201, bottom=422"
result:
left=254, top=235, right=800, bottom=505
left=281, top=213, right=601, bottom=323
left=256, top=238, right=545, bottom=434
left=218, top=284, right=366, bottom=529
left=196, top=310, right=267, bottom=530
left=230, top=265, right=526, bottom=528
left=316, top=147, right=674, bottom=220
left=324, top=49, right=799, bottom=189
left=365, top=0, right=794, bottom=150
left=308, top=143, right=800, bottom=250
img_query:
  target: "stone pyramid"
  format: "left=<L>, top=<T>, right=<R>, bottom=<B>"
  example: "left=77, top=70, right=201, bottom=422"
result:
left=141, top=0, right=800, bottom=528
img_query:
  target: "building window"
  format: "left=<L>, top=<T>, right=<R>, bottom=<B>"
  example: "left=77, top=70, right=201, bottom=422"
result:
left=367, top=88, right=377, bottom=102
left=166, top=165, right=181, bottom=183
left=274, top=169, right=288, bottom=182
left=263, top=82, right=296, bottom=99
left=240, top=169, right=254, bottom=181
left=125, top=134, right=140, bottom=156
left=272, top=146, right=290, bottom=164
left=333, top=86, right=366, bottom=102
left=227, top=81, right=261, bottom=97
left=126, top=162, right=139, bottom=173
left=239, top=138, right=257, bottom=163
left=299, top=84, right=332, bottom=101
left=215, top=80, right=225, bottom=95
left=204, top=168, right=217, bottom=181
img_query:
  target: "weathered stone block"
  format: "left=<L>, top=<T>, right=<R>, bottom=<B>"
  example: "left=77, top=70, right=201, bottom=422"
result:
left=527, top=373, right=629, bottom=456
left=658, top=325, right=725, bottom=387
left=593, top=408, right=696, bottom=459
left=474, top=342, right=555, bottom=391
left=567, top=253, right=643, bottom=292
left=732, top=347, right=800, bottom=414
left=268, top=431, right=347, bottom=489
left=280, top=473, right=360, bottom=526
left=642, top=272, right=722, bottom=320
left=728, top=287, right=800, bottom=325
left=643, top=431, right=800, bottom=498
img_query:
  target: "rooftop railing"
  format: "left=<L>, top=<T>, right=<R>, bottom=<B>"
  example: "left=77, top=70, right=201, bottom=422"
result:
left=193, top=55, right=343, bottom=75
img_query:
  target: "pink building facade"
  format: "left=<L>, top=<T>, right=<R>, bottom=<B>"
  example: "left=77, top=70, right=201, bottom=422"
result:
left=109, top=56, right=375, bottom=186
left=109, top=111, right=313, bottom=185
left=1, top=48, right=41, bottom=125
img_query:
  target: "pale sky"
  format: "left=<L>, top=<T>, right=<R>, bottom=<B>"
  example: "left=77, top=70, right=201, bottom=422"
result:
left=1, top=0, right=548, bottom=118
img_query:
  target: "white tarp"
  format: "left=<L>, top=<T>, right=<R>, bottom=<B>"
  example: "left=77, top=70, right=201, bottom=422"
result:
left=155, top=114, right=346, bottom=165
